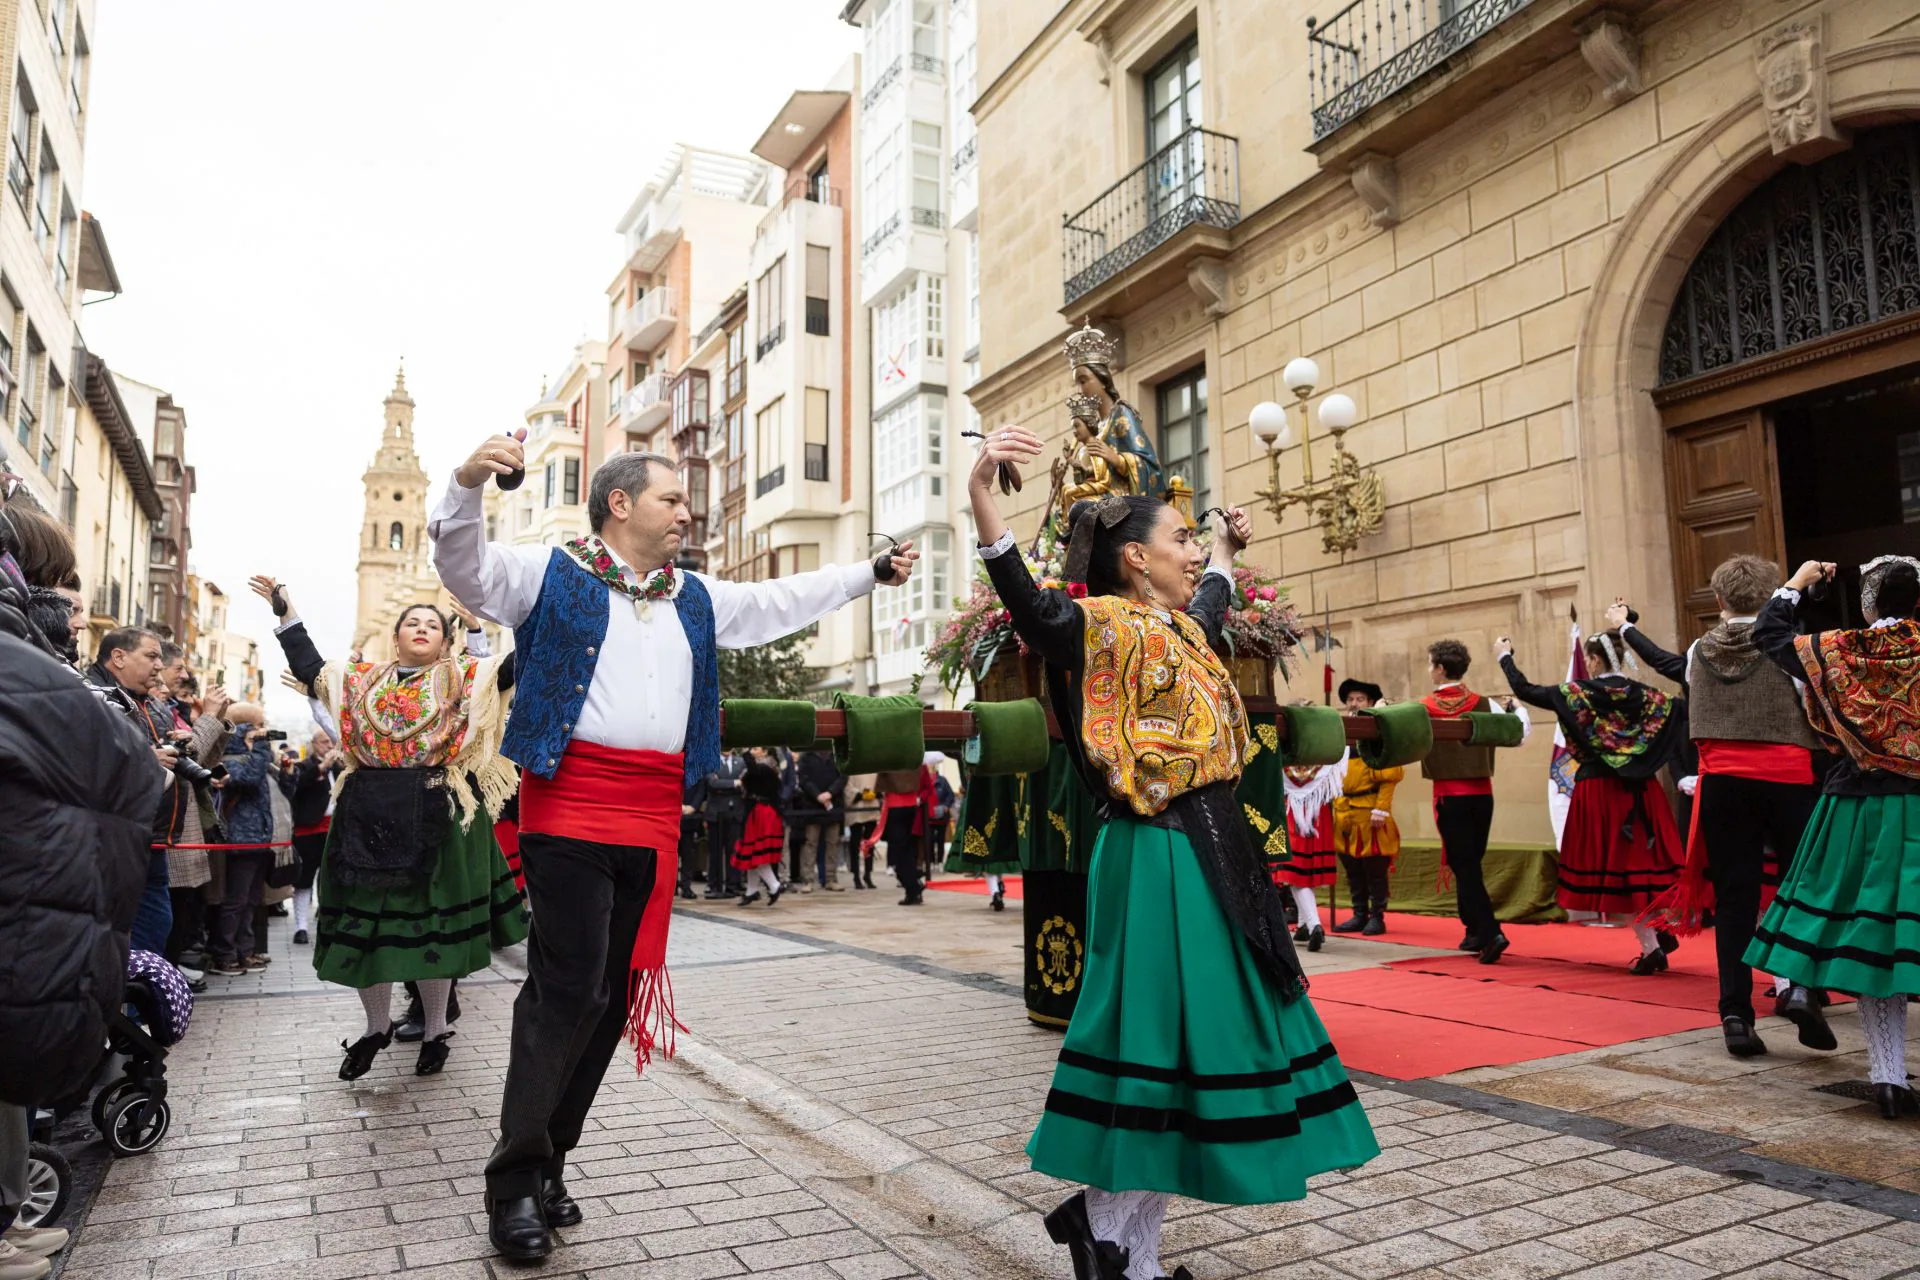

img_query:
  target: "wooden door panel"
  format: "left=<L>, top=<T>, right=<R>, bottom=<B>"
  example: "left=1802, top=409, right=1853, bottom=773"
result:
left=1664, top=410, right=1785, bottom=641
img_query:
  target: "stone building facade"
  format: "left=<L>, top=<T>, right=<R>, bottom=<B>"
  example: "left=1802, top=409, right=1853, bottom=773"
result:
left=969, top=0, right=1920, bottom=846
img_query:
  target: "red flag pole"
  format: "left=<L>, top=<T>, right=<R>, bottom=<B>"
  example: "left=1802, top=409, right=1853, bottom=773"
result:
left=1322, top=596, right=1335, bottom=705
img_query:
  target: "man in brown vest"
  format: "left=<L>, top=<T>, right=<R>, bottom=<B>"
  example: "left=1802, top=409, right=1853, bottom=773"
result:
left=1614, top=555, right=1831, bottom=1059
left=1421, top=640, right=1525, bottom=965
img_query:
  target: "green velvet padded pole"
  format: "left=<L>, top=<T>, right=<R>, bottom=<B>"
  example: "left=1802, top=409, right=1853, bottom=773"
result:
left=1279, top=704, right=1347, bottom=766
left=831, top=692, right=927, bottom=774
left=1356, top=701, right=1434, bottom=770
left=1466, top=710, right=1527, bottom=748
left=964, top=698, right=1051, bottom=777
left=719, top=699, right=819, bottom=750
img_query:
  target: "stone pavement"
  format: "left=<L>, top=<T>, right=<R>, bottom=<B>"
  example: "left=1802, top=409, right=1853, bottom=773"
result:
left=42, top=886, right=1920, bottom=1280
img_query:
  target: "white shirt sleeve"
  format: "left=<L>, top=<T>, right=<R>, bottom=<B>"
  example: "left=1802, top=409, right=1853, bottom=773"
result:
left=702, top=562, right=878, bottom=650
left=978, top=529, right=1018, bottom=560
left=464, top=627, right=490, bottom=659
left=1204, top=564, right=1231, bottom=584
left=428, top=474, right=550, bottom=629
left=307, top=697, right=340, bottom=741
left=1487, top=692, right=1532, bottom=744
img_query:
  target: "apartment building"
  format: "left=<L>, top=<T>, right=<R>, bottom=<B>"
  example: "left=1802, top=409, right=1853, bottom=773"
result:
left=842, top=0, right=981, bottom=697
left=146, top=384, right=192, bottom=638
left=485, top=340, right=604, bottom=552
left=733, top=65, right=871, bottom=683
left=193, top=577, right=261, bottom=701
left=66, top=358, right=158, bottom=657
left=602, top=146, right=771, bottom=468
left=701, top=286, right=750, bottom=579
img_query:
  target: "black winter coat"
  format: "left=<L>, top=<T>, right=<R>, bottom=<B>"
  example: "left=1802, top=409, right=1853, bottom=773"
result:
left=0, top=627, right=162, bottom=1105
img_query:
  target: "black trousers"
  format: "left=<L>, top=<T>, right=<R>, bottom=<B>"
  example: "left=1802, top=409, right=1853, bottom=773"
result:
left=487, top=833, right=659, bottom=1200
left=704, top=814, right=740, bottom=895
left=1338, top=854, right=1391, bottom=917
left=1435, top=793, right=1498, bottom=942
left=292, top=830, right=328, bottom=892
left=884, top=808, right=922, bottom=898
left=1698, top=774, right=1820, bottom=1023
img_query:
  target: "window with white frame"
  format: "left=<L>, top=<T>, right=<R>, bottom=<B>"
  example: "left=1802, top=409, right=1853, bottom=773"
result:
left=872, top=527, right=951, bottom=657
left=911, top=122, right=941, bottom=219
left=911, top=0, right=939, bottom=61
left=862, top=121, right=902, bottom=239
left=863, top=0, right=902, bottom=74
left=924, top=276, right=945, bottom=362
left=873, top=283, right=918, bottom=395
left=965, top=234, right=979, bottom=347
left=8, top=82, right=34, bottom=209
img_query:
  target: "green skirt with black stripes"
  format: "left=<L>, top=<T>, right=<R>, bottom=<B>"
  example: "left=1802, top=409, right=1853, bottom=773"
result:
left=1026, top=817, right=1378, bottom=1203
left=1744, top=792, right=1920, bottom=999
left=314, top=811, right=529, bottom=988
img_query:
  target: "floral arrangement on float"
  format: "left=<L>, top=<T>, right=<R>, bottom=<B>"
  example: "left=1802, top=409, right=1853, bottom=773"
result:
left=923, top=520, right=1302, bottom=698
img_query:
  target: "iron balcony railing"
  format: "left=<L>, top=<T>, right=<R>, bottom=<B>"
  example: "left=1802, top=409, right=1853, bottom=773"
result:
left=755, top=465, right=786, bottom=497
left=863, top=211, right=901, bottom=258
left=804, top=442, right=830, bottom=482
left=911, top=205, right=944, bottom=230
left=1061, top=127, right=1240, bottom=307
left=1307, top=0, right=1539, bottom=140
left=805, top=296, right=830, bottom=336
left=862, top=57, right=902, bottom=110
left=951, top=135, right=977, bottom=175
left=755, top=322, right=786, bottom=362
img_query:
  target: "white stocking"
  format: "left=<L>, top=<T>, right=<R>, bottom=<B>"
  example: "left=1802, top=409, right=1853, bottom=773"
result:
left=417, top=978, right=453, bottom=1040
left=1772, top=973, right=1792, bottom=994
left=986, top=874, right=1004, bottom=894
left=1858, top=994, right=1910, bottom=1086
left=357, top=984, right=393, bottom=1038
left=1084, top=1188, right=1165, bottom=1275
left=1293, top=886, right=1322, bottom=931
left=751, top=864, right=782, bottom=895
left=1628, top=920, right=1659, bottom=954
left=292, top=888, right=312, bottom=934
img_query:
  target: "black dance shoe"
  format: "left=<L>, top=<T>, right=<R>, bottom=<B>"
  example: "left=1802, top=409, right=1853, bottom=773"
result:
left=1873, top=1083, right=1919, bottom=1120
left=1628, top=949, right=1670, bottom=976
left=292, top=929, right=309, bottom=945
left=487, top=1194, right=552, bottom=1261
left=1306, top=925, right=1325, bottom=953
left=737, top=891, right=762, bottom=906
left=767, top=884, right=785, bottom=906
left=1774, top=984, right=1839, bottom=1052
left=394, top=1014, right=426, bottom=1043
left=1458, top=933, right=1486, bottom=952
left=1332, top=913, right=1368, bottom=933
left=339, top=1025, right=394, bottom=1081
left=415, top=1031, right=454, bottom=1076
left=1362, top=913, right=1386, bottom=936
left=1292, top=924, right=1311, bottom=943
left=1656, top=930, right=1680, bottom=954
left=1721, top=1016, right=1768, bottom=1058
left=541, top=1177, right=583, bottom=1228
left=991, top=890, right=1005, bottom=912
left=1042, top=1192, right=1132, bottom=1280
left=1477, top=934, right=1510, bottom=966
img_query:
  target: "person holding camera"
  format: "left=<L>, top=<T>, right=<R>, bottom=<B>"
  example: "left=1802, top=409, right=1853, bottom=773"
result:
left=251, top=575, right=525, bottom=1081
left=282, top=728, right=346, bottom=945
left=86, top=627, right=189, bottom=955
left=205, top=706, right=277, bottom=976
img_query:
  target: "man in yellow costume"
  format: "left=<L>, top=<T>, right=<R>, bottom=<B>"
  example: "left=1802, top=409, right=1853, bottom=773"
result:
left=1332, top=679, right=1400, bottom=936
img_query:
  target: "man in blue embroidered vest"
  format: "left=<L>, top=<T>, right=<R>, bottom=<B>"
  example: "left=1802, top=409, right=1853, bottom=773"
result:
left=430, top=439, right=917, bottom=1262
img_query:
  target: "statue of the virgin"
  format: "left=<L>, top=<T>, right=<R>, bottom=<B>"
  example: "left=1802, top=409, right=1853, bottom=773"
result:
left=1063, top=322, right=1165, bottom=502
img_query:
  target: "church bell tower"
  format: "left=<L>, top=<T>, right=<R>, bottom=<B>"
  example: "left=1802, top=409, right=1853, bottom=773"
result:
left=352, top=365, right=435, bottom=660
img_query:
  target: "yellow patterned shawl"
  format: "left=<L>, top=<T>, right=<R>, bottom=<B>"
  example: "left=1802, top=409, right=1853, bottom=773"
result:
left=317, top=653, right=517, bottom=830
left=1079, top=595, right=1247, bottom=816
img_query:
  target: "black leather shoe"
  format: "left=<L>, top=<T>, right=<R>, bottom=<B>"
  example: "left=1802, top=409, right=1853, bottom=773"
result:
left=339, top=1025, right=393, bottom=1081
left=415, top=1031, right=454, bottom=1076
left=1873, top=1083, right=1919, bottom=1120
left=1292, top=924, right=1311, bottom=943
left=1628, top=949, right=1670, bottom=975
left=1722, top=1016, right=1768, bottom=1058
left=541, top=1179, right=583, bottom=1228
left=1042, top=1192, right=1131, bottom=1280
left=394, top=1015, right=426, bottom=1043
left=1362, top=913, right=1386, bottom=936
left=1775, top=984, right=1839, bottom=1051
left=1332, top=913, right=1368, bottom=933
left=991, top=890, right=1005, bottom=912
left=488, top=1194, right=552, bottom=1261
left=1477, top=934, right=1510, bottom=965
left=1459, top=933, right=1486, bottom=952
left=293, top=929, right=309, bottom=945
left=1306, top=925, right=1325, bottom=953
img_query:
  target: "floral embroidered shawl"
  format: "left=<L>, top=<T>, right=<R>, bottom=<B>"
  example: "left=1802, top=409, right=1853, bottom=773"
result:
left=1793, top=620, right=1920, bottom=779
left=1550, top=678, right=1680, bottom=778
left=1079, top=595, right=1247, bottom=816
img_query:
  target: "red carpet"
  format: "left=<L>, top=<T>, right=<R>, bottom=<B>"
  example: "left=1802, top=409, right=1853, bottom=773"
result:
left=1311, top=1001, right=1589, bottom=1079
left=1310, top=968, right=1718, bottom=1048
left=927, top=875, right=1023, bottom=899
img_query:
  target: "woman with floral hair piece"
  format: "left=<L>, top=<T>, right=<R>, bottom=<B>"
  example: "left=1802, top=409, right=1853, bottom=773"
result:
left=968, top=422, right=1376, bottom=1280
left=1746, top=556, right=1920, bottom=1120
left=1497, top=629, right=1685, bottom=973
left=251, top=575, right=527, bottom=1080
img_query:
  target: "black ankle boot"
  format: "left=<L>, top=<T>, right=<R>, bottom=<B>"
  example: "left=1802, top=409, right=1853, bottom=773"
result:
left=340, top=1024, right=394, bottom=1081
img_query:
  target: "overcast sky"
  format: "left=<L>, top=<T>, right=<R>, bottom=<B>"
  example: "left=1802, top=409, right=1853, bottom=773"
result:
left=81, top=0, right=859, bottom=722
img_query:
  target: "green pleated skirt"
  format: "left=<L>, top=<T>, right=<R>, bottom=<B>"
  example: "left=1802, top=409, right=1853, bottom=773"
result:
left=1026, top=818, right=1379, bottom=1203
left=314, top=814, right=530, bottom=988
left=1744, top=792, right=1920, bottom=999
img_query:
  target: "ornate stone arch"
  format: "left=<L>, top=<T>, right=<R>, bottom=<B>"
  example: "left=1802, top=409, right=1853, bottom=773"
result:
left=1570, top=37, right=1920, bottom=639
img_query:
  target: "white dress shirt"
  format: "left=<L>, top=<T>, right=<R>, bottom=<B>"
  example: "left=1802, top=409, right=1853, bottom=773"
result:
left=429, top=476, right=875, bottom=753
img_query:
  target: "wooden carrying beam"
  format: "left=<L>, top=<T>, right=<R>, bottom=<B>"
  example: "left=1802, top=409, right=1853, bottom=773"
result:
left=735, top=702, right=1497, bottom=747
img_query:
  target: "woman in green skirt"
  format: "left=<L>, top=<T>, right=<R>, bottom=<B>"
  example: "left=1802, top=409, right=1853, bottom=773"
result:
left=968, top=425, right=1377, bottom=1280
left=250, top=575, right=527, bottom=1079
left=1746, top=556, right=1920, bottom=1119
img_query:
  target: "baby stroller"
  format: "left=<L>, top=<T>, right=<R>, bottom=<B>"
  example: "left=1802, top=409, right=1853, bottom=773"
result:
left=89, top=950, right=193, bottom=1157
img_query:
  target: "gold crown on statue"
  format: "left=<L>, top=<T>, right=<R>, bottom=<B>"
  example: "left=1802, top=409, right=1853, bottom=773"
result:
left=1066, top=392, right=1102, bottom=423
left=1063, top=322, right=1119, bottom=373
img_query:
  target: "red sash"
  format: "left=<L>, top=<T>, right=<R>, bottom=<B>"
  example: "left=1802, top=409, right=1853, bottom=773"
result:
left=519, top=741, right=686, bottom=1075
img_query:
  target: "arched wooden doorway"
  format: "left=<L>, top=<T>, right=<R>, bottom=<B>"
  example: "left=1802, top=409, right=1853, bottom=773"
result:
left=1654, top=123, right=1920, bottom=636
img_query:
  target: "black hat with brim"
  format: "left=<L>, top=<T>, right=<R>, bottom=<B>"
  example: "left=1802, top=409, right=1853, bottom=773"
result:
left=1338, top=679, right=1384, bottom=705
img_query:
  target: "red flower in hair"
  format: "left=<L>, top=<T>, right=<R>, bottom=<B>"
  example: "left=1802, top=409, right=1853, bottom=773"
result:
left=1067, top=584, right=1088, bottom=599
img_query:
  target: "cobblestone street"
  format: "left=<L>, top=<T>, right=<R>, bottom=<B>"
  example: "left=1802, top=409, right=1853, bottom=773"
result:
left=39, top=886, right=1920, bottom=1280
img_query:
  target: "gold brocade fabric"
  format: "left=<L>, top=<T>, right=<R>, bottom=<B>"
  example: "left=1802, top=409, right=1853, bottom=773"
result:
left=1079, top=595, right=1247, bottom=816
left=1333, top=756, right=1402, bottom=858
